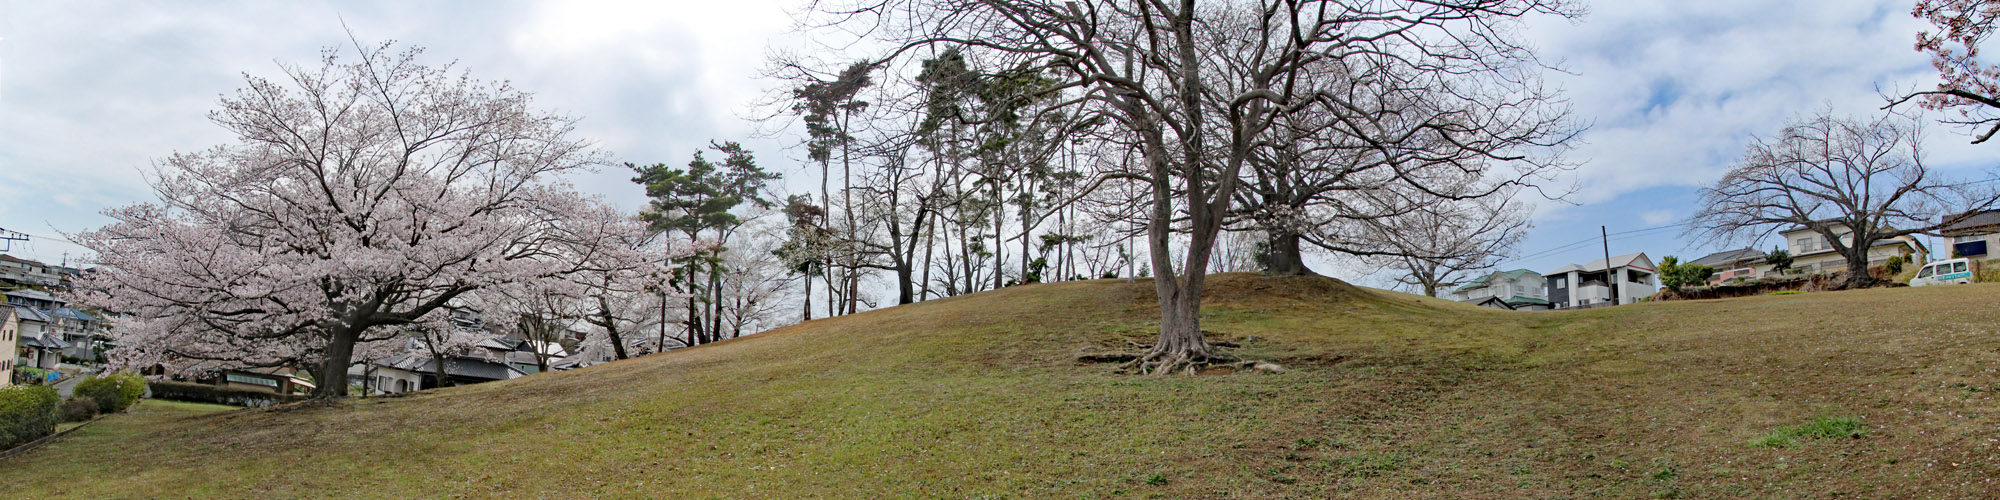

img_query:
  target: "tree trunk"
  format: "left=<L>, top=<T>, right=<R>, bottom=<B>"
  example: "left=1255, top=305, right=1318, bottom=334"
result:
left=1841, top=248, right=1876, bottom=289
left=920, top=212, right=936, bottom=301
left=311, top=324, right=361, bottom=400
left=599, top=299, right=630, bottom=360
left=1258, top=231, right=1314, bottom=276
left=801, top=273, right=812, bottom=321
left=430, top=350, right=451, bottom=389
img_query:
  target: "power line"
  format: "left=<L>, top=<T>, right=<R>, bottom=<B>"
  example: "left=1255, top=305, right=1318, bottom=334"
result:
left=1496, top=221, right=1696, bottom=270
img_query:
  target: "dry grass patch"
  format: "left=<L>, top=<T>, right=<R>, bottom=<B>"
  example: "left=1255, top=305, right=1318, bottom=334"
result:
left=2, top=275, right=1997, bottom=498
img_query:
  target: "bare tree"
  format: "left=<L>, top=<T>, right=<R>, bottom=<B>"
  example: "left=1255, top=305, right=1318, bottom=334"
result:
left=1366, top=194, right=1531, bottom=297
left=799, top=0, right=1577, bottom=374
left=1688, top=111, right=2000, bottom=289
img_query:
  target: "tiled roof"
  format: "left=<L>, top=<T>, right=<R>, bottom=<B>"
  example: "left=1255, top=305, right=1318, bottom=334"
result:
left=13, top=306, right=51, bottom=323
left=1690, top=248, right=1766, bottom=268
left=1941, top=210, right=2000, bottom=234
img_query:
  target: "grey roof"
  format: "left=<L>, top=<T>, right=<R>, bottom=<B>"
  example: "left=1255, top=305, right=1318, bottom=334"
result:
left=13, top=306, right=51, bottom=323
left=1942, top=210, right=2000, bottom=234
left=4, top=289, right=60, bottom=302
left=20, top=333, right=70, bottom=349
left=377, top=352, right=522, bottom=381
left=1690, top=248, right=1766, bottom=268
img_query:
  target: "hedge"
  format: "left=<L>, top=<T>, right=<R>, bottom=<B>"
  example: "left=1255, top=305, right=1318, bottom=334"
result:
left=147, top=380, right=305, bottom=408
left=72, top=373, right=147, bottom=414
left=0, top=385, right=60, bottom=450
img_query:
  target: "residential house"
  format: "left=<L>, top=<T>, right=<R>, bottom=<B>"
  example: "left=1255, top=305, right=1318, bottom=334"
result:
left=1780, top=224, right=1927, bottom=275
left=3, top=289, right=110, bottom=360
left=1544, top=252, right=1660, bottom=309
left=1939, top=210, right=2000, bottom=260
left=1, top=308, right=16, bottom=387
left=205, top=368, right=316, bottom=395
left=12, top=306, right=63, bottom=369
left=345, top=333, right=537, bottom=395
left=1689, top=248, right=1769, bottom=285
left=0, top=254, right=62, bottom=288
left=1450, top=269, right=1552, bottom=311
left=3, top=289, right=62, bottom=309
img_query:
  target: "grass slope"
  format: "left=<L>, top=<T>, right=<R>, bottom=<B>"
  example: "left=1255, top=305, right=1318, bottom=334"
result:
left=4, top=274, right=1999, bottom=498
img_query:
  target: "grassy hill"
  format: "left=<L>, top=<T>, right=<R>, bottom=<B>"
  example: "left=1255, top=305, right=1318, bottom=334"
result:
left=4, top=274, right=1999, bottom=498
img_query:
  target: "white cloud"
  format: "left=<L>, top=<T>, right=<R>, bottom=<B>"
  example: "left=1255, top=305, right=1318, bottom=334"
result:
left=1641, top=209, right=1677, bottom=226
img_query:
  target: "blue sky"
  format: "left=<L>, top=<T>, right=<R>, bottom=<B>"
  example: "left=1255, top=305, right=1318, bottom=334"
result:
left=0, top=0, right=1993, bottom=287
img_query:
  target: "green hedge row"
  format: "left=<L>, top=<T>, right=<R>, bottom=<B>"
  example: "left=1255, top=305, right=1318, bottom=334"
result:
left=0, top=385, right=60, bottom=450
left=147, top=380, right=305, bottom=407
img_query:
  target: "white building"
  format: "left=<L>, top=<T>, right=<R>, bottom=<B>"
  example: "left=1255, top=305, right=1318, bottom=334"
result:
left=1449, top=269, right=1551, bottom=310
left=1938, top=210, right=2000, bottom=261
left=1779, top=224, right=1926, bottom=274
left=1544, top=252, right=1659, bottom=309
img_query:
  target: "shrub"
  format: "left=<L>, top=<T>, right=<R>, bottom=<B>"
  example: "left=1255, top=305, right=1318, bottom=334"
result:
left=72, top=372, right=146, bottom=414
left=1765, top=290, right=1802, bottom=296
left=0, top=385, right=60, bottom=449
left=1884, top=255, right=1906, bottom=275
left=1658, top=256, right=1715, bottom=292
left=58, top=398, right=99, bottom=423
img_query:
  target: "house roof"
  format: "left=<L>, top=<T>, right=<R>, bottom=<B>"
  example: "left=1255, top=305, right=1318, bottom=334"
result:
left=1464, top=296, right=1516, bottom=310
left=0, top=254, right=43, bottom=266
left=12, top=306, right=50, bottom=323
left=20, top=333, right=69, bottom=349
left=379, top=352, right=524, bottom=381
left=1548, top=252, right=1654, bottom=275
left=1941, top=210, right=2000, bottom=234
left=48, top=307, right=97, bottom=322
left=1451, top=269, right=1541, bottom=293
left=1690, top=248, right=1766, bottom=268
left=4, top=289, right=60, bottom=303
left=1504, top=296, right=1552, bottom=307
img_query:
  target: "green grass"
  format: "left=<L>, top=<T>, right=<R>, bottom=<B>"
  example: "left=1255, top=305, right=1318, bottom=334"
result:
left=2, top=274, right=1998, bottom=498
left=1750, top=416, right=1867, bottom=448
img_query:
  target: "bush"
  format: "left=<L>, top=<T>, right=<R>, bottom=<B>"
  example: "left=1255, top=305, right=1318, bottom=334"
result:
left=58, top=398, right=99, bottom=423
left=0, top=385, right=60, bottom=449
left=1884, top=255, right=1906, bottom=275
left=72, top=372, right=146, bottom=414
left=148, top=380, right=305, bottom=408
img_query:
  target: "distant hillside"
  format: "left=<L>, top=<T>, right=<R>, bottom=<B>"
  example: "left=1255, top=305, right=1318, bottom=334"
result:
left=4, top=274, right=1998, bottom=498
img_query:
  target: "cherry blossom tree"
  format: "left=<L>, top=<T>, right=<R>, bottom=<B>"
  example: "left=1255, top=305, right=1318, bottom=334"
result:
left=1900, top=0, right=2000, bottom=142
left=72, top=41, right=645, bottom=399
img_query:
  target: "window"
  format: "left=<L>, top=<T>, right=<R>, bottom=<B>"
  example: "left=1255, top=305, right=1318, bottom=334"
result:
left=1955, top=261, right=1969, bottom=274
left=1919, top=265, right=1935, bottom=278
left=1555, top=278, right=1566, bottom=289
left=225, top=373, right=279, bottom=387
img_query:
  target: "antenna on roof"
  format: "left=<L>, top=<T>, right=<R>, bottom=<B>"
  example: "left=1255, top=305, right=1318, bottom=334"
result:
left=0, top=227, right=27, bottom=253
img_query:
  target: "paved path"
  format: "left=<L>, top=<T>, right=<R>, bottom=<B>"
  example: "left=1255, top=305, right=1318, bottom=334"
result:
left=52, top=373, right=82, bottom=398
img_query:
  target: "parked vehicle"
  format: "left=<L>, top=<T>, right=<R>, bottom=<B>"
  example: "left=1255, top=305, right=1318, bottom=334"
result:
left=1910, top=258, right=1974, bottom=287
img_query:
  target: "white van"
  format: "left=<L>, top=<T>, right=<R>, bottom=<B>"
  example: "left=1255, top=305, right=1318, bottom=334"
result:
left=1910, top=258, right=1975, bottom=287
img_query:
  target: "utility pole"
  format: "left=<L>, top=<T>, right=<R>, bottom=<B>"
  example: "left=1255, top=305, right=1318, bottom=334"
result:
left=1602, top=225, right=1617, bottom=306
left=0, top=227, right=26, bottom=253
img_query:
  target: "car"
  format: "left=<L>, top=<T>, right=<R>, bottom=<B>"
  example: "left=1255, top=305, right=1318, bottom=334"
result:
left=1909, top=258, right=1974, bottom=287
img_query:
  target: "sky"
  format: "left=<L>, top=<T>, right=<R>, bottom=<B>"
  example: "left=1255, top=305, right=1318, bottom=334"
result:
left=0, top=0, right=1995, bottom=287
